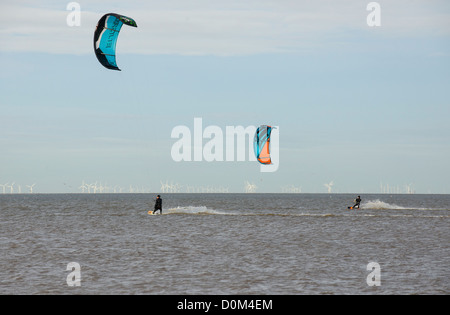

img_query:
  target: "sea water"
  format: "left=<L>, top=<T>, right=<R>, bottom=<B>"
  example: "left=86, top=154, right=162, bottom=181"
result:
left=0, top=193, right=448, bottom=294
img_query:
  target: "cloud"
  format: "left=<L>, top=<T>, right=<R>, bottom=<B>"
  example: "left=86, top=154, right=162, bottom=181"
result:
left=0, top=0, right=449, bottom=56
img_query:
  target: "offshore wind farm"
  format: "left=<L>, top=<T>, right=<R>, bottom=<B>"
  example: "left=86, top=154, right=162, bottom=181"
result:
left=0, top=178, right=418, bottom=194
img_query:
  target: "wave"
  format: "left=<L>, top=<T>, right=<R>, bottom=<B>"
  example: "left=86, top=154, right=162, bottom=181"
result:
left=165, top=206, right=231, bottom=216
left=161, top=203, right=450, bottom=219
left=164, top=206, right=337, bottom=217
left=163, top=207, right=351, bottom=218
left=363, top=199, right=409, bottom=210
left=362, top=199, right=438, bottom=210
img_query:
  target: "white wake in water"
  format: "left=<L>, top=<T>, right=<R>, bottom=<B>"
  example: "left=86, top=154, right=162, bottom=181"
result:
left=165, top=206, right=231, bottom=215
left=363, top=199, right=408, bottom=210
left=163, top=202, right=447, bottom=217
left=362, top=199, right=435, bottom=210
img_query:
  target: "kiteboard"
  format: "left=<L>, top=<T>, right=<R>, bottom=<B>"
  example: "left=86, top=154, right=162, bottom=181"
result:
left=347, top=206, right=360, bottom=210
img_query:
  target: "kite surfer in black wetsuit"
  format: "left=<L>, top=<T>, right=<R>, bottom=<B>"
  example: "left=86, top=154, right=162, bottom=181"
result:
left=350, top=196, right=361, bottom=209
left=153, top=195, right=162, bottom=214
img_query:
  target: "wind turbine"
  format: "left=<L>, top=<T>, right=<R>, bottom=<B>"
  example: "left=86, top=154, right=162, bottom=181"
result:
left=167, top=181, right=178, bottom=193
left=8, top=182, right=15, bottom=194
left=172, top=182, right=182, bottom=193
left=324, top=181, right=334, bottom=193
left=282, top=185, right=302, bottom=193
left=93, top=182, right=99, bottom=193
left=86, top=183, right=94, bottom=193
left=186, top=185, right=194, bottom=193
left=406, top=183, right=414, bottom=194
left=160, top=181, right=166, bottom=193
left=160, top=180, right=173, bottom=193
left=79, top=181, right=87, bottom=193
left=27, top=184, right=36, bottom=194
left=244, top=181, right=257, bottom=193
left=98, top=182, right=105, bottom=194
left=0, top=183, right=7, bottom=194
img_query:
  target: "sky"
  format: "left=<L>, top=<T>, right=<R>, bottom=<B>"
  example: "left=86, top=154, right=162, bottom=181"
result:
left=0, top=0, right=449, bottom=194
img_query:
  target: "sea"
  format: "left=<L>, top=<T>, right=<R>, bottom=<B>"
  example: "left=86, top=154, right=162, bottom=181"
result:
left=0, top=193, right=448, bottom=295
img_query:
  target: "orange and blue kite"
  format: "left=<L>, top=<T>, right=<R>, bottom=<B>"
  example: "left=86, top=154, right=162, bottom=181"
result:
left=254, top=125, right=274, bottom=165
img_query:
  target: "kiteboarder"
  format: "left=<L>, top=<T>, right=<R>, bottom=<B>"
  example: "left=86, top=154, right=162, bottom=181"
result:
left=153, top=195, right=162, bottom=214
left=352, top=196, right=362, bottom=209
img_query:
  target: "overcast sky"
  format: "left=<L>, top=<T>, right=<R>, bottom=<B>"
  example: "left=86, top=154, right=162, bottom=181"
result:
left=1, top=0, right=449, bottom=193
